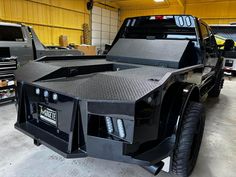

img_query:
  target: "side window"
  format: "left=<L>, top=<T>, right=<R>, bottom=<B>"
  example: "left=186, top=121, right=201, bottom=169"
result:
left=200, top=23, right=209, bottom=39
left=208, top=28, right=218, bottom=47
left=0, top=26, right=24, bottom=42
left=200, top=23, right=218, bottom=54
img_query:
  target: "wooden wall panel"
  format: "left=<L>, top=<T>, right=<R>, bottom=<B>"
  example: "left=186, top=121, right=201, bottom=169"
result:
left=0, top=0, right=89, bottom=45
left=120, top=0, right=236, bottom=25
left=120, top=5, right=182, bottom=22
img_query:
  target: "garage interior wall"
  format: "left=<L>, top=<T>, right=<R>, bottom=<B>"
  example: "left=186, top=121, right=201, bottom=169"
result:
left=120, top=0, right=236, bottom=25
left=1, top=0, right=236, bottom=46
left=0, top=0, right=90, bottom=46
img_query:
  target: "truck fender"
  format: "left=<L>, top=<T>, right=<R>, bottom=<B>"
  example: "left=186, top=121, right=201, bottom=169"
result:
left=159, top=83, right=200, bottom=140
left=174, top=84, right=200, bottom=139
left=158, top=83, right=200, bottom=172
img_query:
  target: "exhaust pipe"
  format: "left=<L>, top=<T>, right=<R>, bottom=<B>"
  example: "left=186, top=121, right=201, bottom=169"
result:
left=142, top=161, right=164, bottom=176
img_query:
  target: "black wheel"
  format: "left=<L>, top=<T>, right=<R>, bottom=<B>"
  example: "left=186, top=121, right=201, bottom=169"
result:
left=172, top=102, right=205, bottom=177
left=208, top=69, right=224, bottom=97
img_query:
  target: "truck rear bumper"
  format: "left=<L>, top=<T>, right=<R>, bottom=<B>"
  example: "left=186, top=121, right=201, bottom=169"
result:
left=15, top=121, right=175, bottom=166
left=15, top=122, right=87, bottom=158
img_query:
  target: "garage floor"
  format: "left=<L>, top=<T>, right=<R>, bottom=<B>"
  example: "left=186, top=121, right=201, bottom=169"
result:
left=0, top=78, right=236, bottom=177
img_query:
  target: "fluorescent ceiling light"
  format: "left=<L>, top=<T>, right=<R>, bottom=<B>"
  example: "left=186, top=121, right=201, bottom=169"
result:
left=154, top=0, right=165, bottom=2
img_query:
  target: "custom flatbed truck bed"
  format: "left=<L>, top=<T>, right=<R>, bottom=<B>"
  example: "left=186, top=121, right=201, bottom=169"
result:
left=15, top=15, right=224, bottom=177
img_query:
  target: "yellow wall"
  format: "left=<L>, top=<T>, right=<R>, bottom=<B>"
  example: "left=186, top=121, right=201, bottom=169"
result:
left=120, top=1, right=236, bottom=25
left=120, top=4, right=182, bottom=22
left=186, top=1, right=236, bottom=24
left=1, top=0, right=236, bottom=45
left=0, top=0, right=90, bottom=45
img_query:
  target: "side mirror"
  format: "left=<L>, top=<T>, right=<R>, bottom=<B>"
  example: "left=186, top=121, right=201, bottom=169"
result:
left=224, top=39, right=235, bottom=51
left=103, top=44, right=112, bottom=55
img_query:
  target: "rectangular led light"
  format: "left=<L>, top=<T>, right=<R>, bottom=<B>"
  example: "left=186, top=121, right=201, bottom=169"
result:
left=105, top=117, right=114, bottom=134
left=117, top=119, right=126, bottom=139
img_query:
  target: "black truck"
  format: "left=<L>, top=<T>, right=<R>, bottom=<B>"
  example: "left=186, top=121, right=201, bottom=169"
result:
left=15, top=15, right=224, bottom=177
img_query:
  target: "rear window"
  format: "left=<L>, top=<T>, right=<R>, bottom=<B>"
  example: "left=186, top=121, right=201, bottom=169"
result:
left=0, top=26, right=24, bottom=42
left=120, top=16, right=197, bottom=40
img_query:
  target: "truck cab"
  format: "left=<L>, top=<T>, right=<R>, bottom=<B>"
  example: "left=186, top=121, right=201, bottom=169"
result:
left=111, top=15, right=222, bottom=96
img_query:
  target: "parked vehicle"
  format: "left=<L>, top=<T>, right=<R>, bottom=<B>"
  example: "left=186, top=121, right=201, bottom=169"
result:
left=0, top=22, right=82, bottom=65
left=15, top=15, right=224, bottom=177
left=211, top=24, right=236, bottom=75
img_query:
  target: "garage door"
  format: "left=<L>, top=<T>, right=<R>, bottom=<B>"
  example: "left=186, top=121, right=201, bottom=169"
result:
left=92, top=6, right=119, bottom=50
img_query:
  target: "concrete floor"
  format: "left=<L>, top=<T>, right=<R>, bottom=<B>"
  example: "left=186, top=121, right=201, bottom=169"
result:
left=0, top=79, right=236, bottom=177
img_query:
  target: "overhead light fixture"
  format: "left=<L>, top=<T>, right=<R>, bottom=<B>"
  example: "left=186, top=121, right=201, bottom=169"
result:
left=154, top=0, right=165, bottom=2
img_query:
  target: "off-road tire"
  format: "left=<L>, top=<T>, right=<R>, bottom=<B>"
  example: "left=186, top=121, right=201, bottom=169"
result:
left=172, top=102, right=205, bottom=177
left=208, top=69, right=224, bottom=97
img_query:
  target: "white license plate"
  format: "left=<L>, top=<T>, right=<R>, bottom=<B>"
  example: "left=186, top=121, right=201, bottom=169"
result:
left=38, top=104, right=57, bottom=125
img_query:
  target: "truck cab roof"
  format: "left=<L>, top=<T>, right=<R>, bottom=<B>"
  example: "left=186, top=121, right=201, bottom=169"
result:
left=113, top=15, right=198, bottom=42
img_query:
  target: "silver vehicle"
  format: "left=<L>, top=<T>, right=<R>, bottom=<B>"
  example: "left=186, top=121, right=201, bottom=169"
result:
left=0, top=22, right=82, bottom=65
left=211, top=24, right=236, bottom=75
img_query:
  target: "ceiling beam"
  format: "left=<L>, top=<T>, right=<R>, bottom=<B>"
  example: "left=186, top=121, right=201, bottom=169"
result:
left=176, top=0, right=184, bottom=8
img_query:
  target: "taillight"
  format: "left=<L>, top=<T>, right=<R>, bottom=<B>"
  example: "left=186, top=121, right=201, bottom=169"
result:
left=44, top=90, right=49, bottom=98
left=117, top=119, right=126, bottom=139
left=105, top=117, right=114, bottom=134
left=155, top=15, right=164, bottom=20
left=52, top=93, right=58, bottom=101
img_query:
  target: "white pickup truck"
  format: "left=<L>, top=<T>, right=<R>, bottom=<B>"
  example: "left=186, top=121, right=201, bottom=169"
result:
left=211, top=24, right=236, bottom=75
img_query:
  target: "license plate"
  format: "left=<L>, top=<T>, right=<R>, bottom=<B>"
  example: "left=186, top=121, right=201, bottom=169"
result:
left=38, top=104, right=57, bottom=126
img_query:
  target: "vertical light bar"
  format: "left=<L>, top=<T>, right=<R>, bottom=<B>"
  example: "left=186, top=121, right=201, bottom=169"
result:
left=105, top=117, right=114, bottom=133
left=117, top=119, right=125, bottom=138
